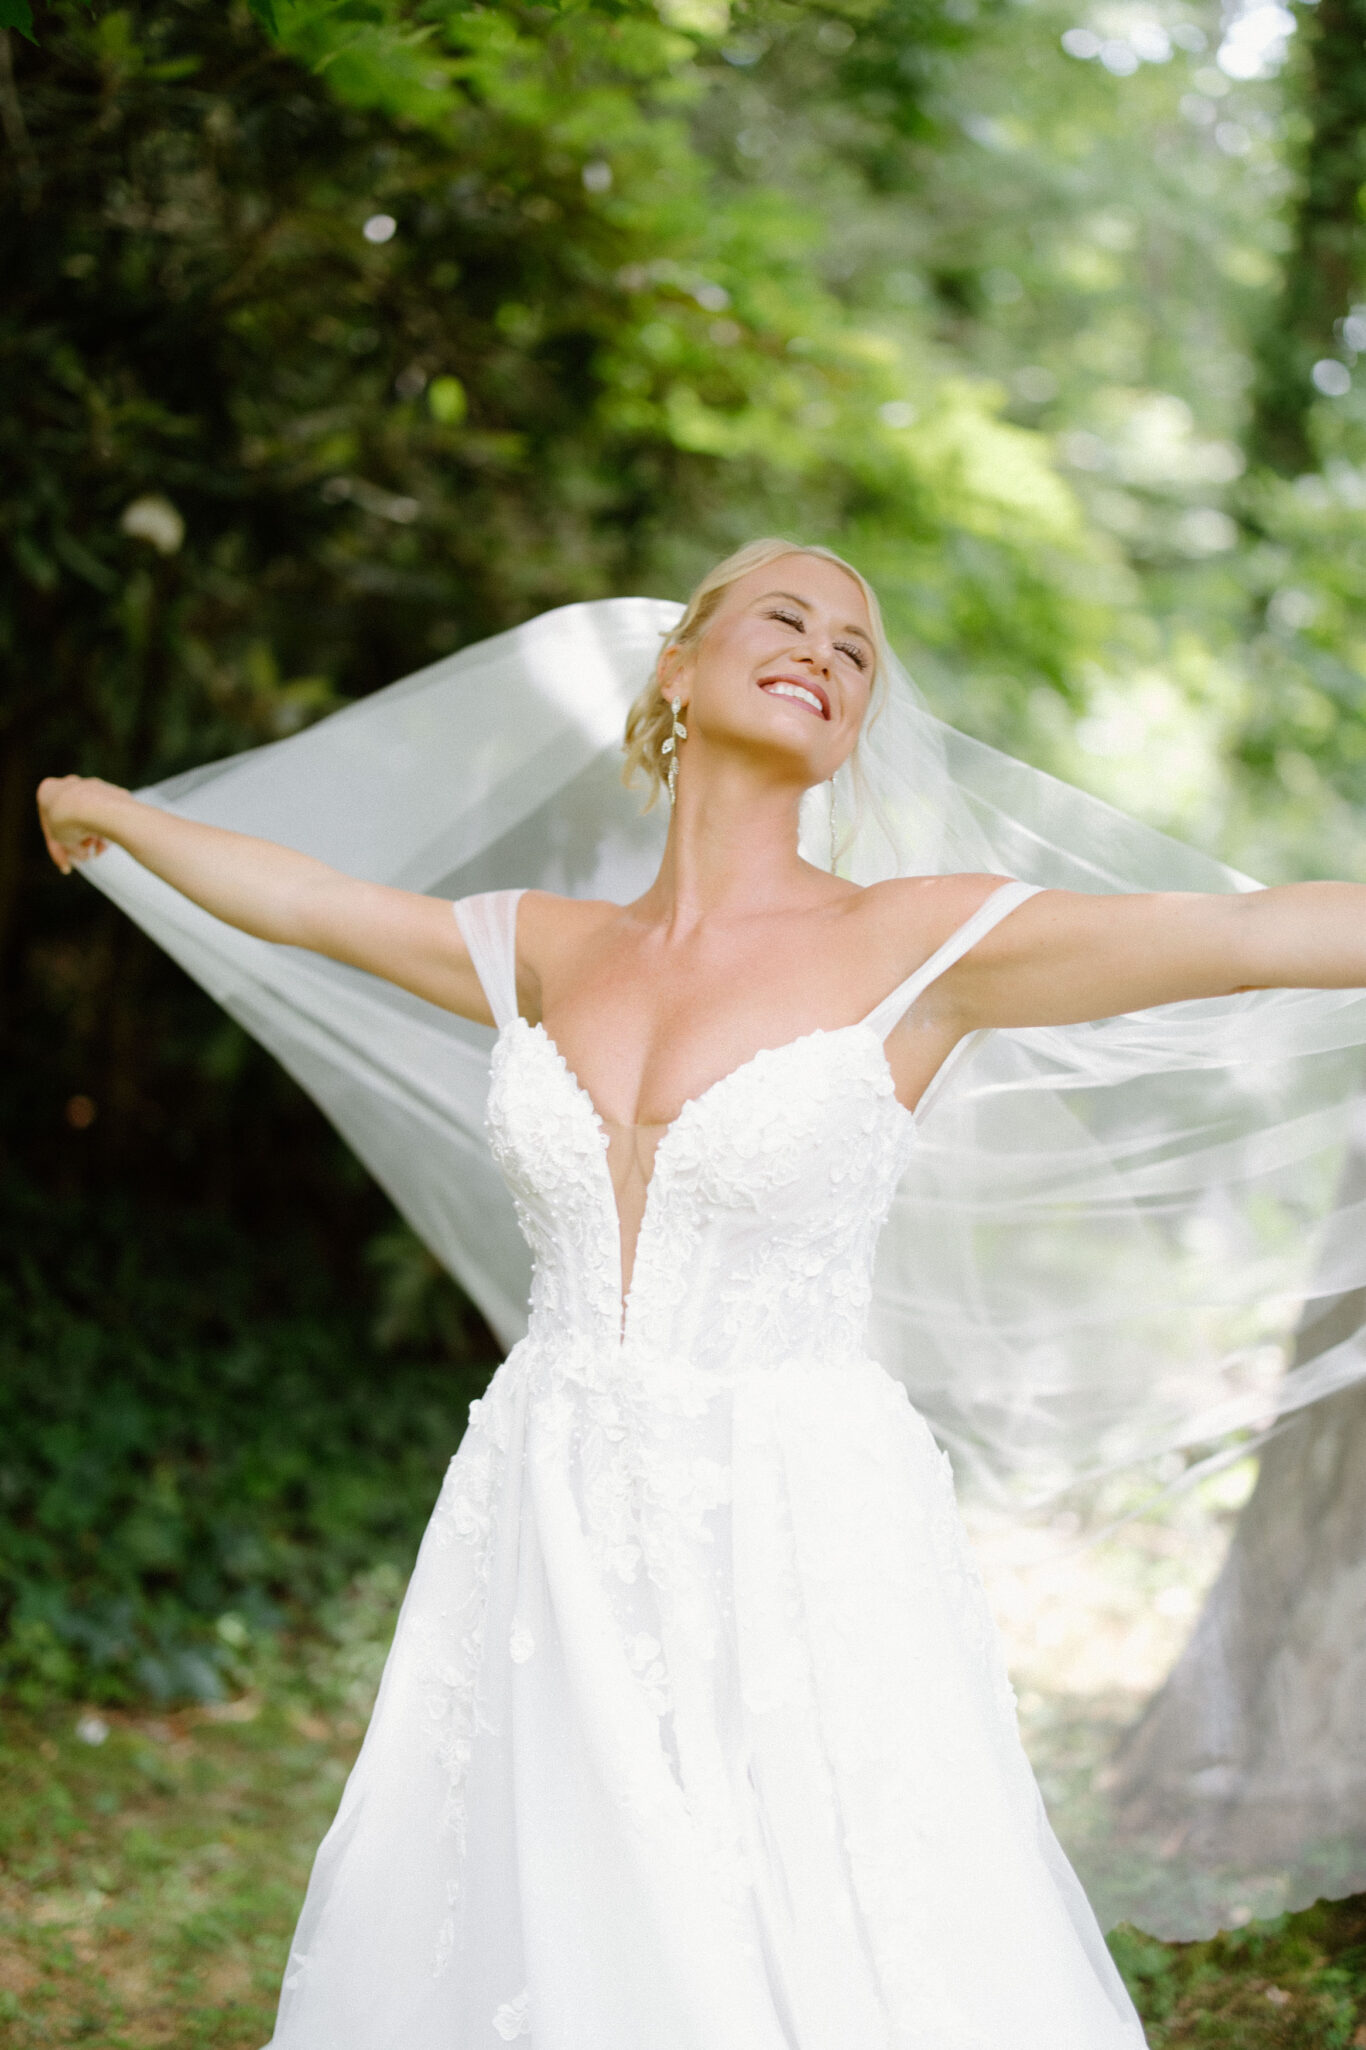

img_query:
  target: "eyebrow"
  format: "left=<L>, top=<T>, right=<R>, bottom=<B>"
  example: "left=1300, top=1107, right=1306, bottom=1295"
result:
left=758, top=590, right=875, bottom=648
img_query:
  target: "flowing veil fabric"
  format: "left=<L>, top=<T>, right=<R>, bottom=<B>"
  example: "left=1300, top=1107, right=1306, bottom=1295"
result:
left=84, top=596, right=1366, bottom=1936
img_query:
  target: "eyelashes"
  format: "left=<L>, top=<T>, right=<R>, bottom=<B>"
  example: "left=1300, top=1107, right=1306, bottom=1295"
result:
left=765, top=608, right=869, bottom=672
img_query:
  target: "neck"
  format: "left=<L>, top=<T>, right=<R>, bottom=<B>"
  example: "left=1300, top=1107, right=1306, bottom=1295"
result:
left=640, top=749, right=818, bottom=928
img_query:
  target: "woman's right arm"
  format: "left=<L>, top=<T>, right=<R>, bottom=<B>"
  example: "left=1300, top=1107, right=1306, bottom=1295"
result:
left=36, top=775, right=495, bottom=1022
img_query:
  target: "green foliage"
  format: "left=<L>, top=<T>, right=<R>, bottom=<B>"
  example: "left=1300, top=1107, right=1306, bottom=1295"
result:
left=0, top=1176, right=492, bottom=1705
left=1, top=0, right=1107, bottom=1232
left=1, top=0, right=95, bottom=42
left=0, top=0, right=36, bottom=41
left=1109, top=1901, right=1366, bottom=2046
left=1249, top=0, right=1366, bottom=474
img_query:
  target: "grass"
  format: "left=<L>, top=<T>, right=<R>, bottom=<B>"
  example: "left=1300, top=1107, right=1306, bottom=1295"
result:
left=0, top=1695, right=336, bottom=2047
left=0, top=1565, right=403, bottom=2049
left=6, top=1568, right=1366, bottom=2049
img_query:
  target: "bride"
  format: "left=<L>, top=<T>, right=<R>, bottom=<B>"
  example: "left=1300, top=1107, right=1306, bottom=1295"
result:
left=36, top=538, right=1366, bottom=2048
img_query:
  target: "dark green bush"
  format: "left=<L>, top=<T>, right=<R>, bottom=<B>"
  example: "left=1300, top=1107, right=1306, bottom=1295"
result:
left=0, top=1174, right=495, bottom=1706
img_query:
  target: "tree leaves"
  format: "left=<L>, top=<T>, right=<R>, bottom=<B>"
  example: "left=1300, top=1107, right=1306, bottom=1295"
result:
left=0, top=1, right=36, bottom=44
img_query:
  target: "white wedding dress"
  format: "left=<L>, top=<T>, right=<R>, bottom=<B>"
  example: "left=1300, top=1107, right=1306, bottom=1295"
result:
left=267, top=879, right=1147, bottom=2050
left=87, top=598, right=1366, bottom=1950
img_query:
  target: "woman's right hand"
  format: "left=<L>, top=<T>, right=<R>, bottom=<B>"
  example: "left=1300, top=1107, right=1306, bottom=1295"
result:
left=36, top=775, right=128, bottom=875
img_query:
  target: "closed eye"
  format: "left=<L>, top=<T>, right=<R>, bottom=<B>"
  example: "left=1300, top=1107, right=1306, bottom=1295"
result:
left=766, top=604, right=870, bottom=674
left=767, top=608, right=868, bottom=671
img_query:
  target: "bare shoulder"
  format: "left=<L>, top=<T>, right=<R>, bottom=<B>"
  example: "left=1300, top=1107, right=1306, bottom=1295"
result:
left=515, top=888, right=620, bottom=983
left=841, top=872, right=1020, bottom=963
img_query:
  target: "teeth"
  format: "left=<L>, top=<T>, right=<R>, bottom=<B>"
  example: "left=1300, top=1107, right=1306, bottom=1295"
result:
left=764, top=681, right=824, bottom=716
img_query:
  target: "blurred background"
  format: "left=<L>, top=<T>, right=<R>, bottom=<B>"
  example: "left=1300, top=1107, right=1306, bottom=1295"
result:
left=6, top=0, right=1366, bottom=2040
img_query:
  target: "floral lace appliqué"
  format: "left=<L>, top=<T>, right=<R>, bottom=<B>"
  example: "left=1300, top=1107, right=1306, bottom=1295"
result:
left=492, top=1987, right=531, bottom=2039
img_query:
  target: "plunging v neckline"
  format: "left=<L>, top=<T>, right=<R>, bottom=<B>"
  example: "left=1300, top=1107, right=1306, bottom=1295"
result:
left=514, top=1015, right=913, bottom=1336
left=480, top=878, right=1036, bottom=1332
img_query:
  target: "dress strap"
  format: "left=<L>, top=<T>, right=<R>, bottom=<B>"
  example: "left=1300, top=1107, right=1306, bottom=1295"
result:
left=861, top=878, right=1042, bottom=1042
left=452, top=888, right=526, bottom=1029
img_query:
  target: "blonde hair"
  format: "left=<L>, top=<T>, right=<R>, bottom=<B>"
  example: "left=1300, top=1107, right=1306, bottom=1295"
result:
left=622, top=538, right=890, bottom=808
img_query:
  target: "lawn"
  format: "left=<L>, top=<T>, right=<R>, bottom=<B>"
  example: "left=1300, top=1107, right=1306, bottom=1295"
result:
left=6, top=1566, right=1366, bottom=2050
left=0, top=1565, right=403, bottom=2049
left=0, top=1695, right=335, bottom=2047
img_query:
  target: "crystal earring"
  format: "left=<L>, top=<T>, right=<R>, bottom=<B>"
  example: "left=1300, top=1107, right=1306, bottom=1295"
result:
left=662, top=697, right=687, bottom=806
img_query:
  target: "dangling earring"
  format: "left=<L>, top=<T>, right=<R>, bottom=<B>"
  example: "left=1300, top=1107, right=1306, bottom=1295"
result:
left=662, top=697, right=687, bottom=806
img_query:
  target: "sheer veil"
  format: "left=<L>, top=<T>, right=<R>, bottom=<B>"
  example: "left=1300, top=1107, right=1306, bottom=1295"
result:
left=84, top=596, right=1366, bottom=1935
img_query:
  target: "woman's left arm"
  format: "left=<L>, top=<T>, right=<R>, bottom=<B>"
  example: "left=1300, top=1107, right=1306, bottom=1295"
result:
left=953, top=883, right=1366, bottom=1030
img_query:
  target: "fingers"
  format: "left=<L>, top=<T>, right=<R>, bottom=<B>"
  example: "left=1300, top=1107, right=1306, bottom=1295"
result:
left=36, top=776, right=115, bottom=876
left=36, top=775, right=83, bottom=874
left=38, top=814, right=68, bottom=873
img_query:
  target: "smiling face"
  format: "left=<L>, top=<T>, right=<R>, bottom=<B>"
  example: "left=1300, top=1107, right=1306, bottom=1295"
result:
left=663, top=553, right=877, bottom=792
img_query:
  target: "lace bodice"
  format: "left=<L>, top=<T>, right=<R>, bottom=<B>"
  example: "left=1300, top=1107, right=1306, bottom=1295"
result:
left=490, top=1015, right=917, bottom=1363
left=460, top=881, right=1038, bottom=1371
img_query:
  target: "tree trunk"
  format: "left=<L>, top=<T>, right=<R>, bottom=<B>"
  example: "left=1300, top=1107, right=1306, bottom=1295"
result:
left=0, top=724, right=31, bottom=1019
left=1249, top=0, right=1366, bottom=475
left=1113, top=1139, right=1366, bottom=1868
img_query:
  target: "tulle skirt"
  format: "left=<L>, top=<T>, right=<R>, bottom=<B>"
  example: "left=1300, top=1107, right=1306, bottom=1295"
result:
left=266, top=1338, right=1145, bottom=2049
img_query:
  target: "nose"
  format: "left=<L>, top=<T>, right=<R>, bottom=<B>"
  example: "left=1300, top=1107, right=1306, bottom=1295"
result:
left=790, top=638, right=833, bottom=678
